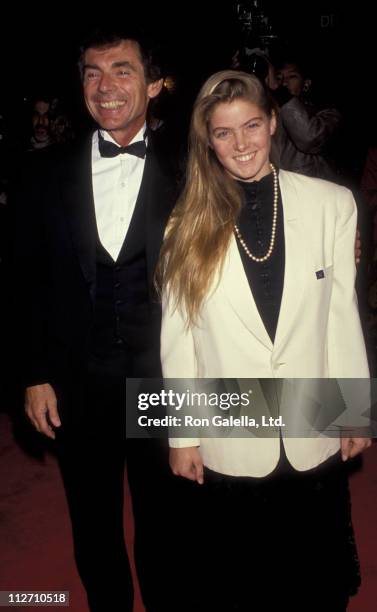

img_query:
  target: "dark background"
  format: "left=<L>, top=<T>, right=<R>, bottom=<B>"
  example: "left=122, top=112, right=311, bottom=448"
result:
left=0, top=1, right=375, bottom=154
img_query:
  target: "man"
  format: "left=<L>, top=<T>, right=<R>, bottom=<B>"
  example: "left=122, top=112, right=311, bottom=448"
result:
left=28, top=96, right=54, bottom=150
left=13, top=27, right=177, bottom=612
left=273, top=58, right=342, bottom=182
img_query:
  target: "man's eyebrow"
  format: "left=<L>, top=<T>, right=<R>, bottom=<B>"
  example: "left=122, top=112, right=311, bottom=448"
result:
left=83, top=63, right=100, bottom=71
left=112, top=61, right=135, bottom=71
left=83, top=61, right=135, bottom=71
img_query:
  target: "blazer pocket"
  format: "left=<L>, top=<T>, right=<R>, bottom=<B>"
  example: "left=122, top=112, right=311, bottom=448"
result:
left=309, top=264, right=333, bottom=316
left=312, top=263, right=333, bottom=283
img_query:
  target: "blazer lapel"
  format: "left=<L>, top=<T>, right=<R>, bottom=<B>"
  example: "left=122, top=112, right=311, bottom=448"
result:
left=220, top=170, right=308, bottom=351
left=221, top=236, right=273, bottom=350
left=61, top=137, right=97, bottom=301
left=274, top=170, right=308, bottom=350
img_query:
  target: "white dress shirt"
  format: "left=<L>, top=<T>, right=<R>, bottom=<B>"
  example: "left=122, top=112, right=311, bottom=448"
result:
left=91, top=125, right=146, bottom=261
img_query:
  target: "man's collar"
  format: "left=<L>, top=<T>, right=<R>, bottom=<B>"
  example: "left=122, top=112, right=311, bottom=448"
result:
left=99, top=123, right=146, bottom=147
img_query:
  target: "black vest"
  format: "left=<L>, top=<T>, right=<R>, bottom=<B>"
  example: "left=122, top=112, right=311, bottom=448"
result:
left=89, top=198, right=151, bottom=361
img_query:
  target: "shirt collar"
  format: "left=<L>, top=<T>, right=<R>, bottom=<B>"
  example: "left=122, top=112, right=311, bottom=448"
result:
left=99, top=123, right=146, bottom=146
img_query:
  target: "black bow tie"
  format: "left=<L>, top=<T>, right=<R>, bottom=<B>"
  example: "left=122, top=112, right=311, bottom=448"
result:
left=98, top=132, right=147, bottom=159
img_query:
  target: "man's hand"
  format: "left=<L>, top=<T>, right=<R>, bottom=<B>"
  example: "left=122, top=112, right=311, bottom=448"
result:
left=341, top=436, right=372, bottom=461
left=169, top=447, right=204, bottom=484
left=25, top=383, right=61, bottom=439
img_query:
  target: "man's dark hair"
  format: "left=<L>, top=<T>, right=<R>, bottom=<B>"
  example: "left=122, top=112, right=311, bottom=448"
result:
left=29, top=93, right=54, bottom=112
left=275, top=54, right=312, bottom=81
left=78, top=26, right=166, bottom=83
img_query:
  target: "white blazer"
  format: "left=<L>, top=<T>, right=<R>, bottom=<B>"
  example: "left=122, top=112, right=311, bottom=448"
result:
left=161, top=170, right=369, bottom=476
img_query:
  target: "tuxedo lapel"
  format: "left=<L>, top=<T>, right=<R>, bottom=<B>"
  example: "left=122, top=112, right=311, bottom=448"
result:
left=115, top=154, right=151, bottom=263
left=61, top=137, right=97, bottom=301
left=143, top=139, right=177, bottom=289
left=116, top=141, right=171, bottom=272
left=274, top=171, right=308, bottom=350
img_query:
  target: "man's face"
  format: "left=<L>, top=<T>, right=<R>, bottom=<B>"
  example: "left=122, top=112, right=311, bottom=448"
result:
left=32, top=100, right=50, bottom=142
left=277, top=63, right=306, bottom=97
left=82, top=39, right=163, bottom=145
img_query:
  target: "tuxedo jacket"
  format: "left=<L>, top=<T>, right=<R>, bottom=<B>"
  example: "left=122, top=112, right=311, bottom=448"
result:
left=12, top=133, right=176, bottom=389
left=161, top=170, right=370, bottom=476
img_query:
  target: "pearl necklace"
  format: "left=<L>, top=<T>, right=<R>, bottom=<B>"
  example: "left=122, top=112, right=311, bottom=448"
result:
left=234, top=163, right=278, bottom=263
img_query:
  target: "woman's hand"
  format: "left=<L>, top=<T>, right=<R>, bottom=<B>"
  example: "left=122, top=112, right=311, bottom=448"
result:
left=341, top=436, right=372, bottom=460
left=169, top=447, right=204, bottom=484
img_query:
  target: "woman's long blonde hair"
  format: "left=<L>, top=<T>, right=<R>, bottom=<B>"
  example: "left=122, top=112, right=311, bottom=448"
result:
left=157, top=70, right=276, bottom=325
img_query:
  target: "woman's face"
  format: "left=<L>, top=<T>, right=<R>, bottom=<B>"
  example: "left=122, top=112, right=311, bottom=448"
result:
left=209, top=98, right=276, bottom=182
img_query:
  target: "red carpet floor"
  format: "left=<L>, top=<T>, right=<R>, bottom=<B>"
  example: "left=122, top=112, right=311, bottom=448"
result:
left=0, top=412, right=376, bottom=611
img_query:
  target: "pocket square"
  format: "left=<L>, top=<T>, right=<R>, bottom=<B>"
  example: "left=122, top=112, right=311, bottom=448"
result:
left=316, top=270, right=325, bottom=279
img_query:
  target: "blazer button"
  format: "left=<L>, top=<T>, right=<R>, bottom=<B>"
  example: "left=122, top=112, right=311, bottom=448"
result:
left=274, top=362, right=285, bottom=370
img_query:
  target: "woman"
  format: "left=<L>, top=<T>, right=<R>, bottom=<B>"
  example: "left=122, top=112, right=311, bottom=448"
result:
left=158, top=71, right=370, bottom=611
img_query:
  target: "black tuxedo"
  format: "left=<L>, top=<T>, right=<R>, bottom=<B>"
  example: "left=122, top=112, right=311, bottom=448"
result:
left=14, top=134, right=173, bottom=385
left=12, top=133, right=180, bottom=611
